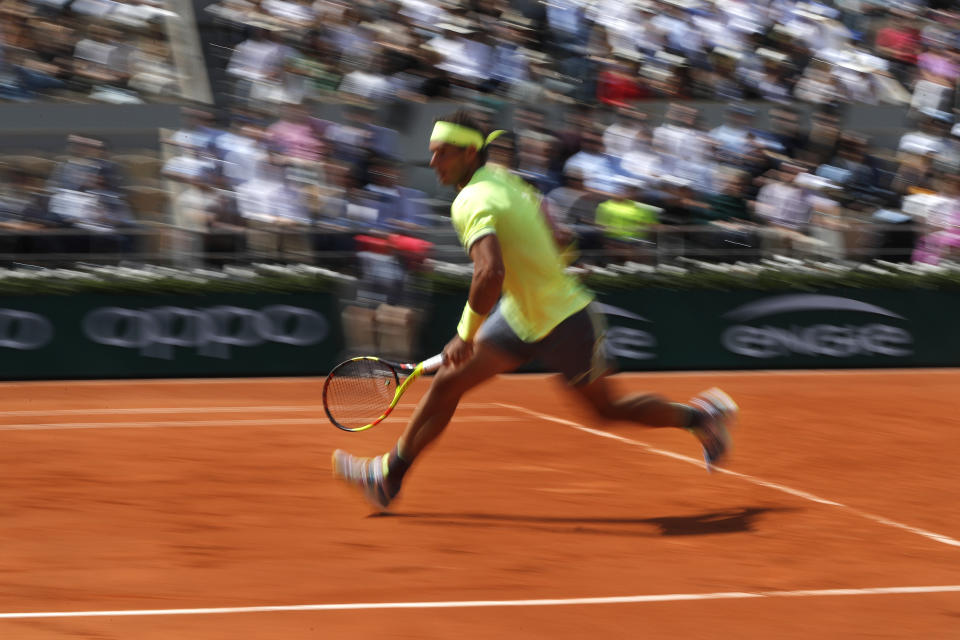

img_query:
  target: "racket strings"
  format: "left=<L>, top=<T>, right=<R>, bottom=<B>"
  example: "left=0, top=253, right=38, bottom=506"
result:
left=325, top=359, right=398, bottom=429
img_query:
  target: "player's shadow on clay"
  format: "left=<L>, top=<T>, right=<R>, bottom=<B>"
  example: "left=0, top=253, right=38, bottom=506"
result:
left=379, top=506, right=792, bottom=537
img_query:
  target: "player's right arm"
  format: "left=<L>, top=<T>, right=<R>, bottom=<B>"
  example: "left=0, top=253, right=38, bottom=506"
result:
left=444, top=234, right=504, bottom=367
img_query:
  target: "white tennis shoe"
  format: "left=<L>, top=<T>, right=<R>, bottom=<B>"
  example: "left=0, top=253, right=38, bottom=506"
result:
left=332, top=449, right=395, bottom=512
left=688, top=387, right=738, bottom=472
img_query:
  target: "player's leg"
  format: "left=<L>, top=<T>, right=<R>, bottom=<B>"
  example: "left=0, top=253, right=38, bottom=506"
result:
left=397, top=340, right=523, bottom=460
left=333, top=335, right=523, bottom=511
left=572, top=375, right=690, bottom=426
left=571, top=377, right=737, bottom=471
left=541, top=303, right=738, bottom=470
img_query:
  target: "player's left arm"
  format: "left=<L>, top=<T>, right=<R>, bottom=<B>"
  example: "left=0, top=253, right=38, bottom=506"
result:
left=444, top=234, right=505, bottom=366
left=466, top=234, right=505, bottom=316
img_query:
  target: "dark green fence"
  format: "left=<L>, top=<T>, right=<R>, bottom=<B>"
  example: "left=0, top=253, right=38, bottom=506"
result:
left=425, top=289, right=959, bottom=371
left=0, top=293, right=343, bottom=380
left=0, top=288, right=954, bottom=380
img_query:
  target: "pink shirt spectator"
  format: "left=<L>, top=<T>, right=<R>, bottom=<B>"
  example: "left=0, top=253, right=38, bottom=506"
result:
left=918, top=51, right=960, bottom=82
left=268, top=120, right=324, bottom=162
left=913, top=196, right=960, bottom=264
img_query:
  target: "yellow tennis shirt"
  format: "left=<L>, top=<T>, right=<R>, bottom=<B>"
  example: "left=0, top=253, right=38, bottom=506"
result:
left=451, top=165, right=593, bottom=342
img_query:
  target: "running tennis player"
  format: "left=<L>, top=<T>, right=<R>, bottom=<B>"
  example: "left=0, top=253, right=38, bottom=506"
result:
left=333, top=109, right=737, bottom=511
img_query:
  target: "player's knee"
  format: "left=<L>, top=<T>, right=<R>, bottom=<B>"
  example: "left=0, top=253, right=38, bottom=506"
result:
left=430, top=366, right=472, bottom=399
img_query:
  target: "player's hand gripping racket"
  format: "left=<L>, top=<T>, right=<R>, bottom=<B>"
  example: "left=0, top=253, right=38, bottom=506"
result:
left=322, top=353, right=445, bottom=432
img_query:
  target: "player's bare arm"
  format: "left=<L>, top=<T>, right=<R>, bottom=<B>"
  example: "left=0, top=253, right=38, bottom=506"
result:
left=444, top=234, right=505, bottom=367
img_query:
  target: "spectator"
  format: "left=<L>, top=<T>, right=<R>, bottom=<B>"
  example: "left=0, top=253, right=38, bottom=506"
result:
left=485, top=14, right=534, bottom=95
left=48, top=171, right=140, bottom=261
left=911, top=42, right=960, bottom=114
left=874, top=10, right=921, bottom=88
left=898, top=108, right=952, bottom=157
left=71, top=24, right=136, bottom=100
left=709, top=103, right=758, bottom=165
left=267, top=101, right=324, bottom=162
left=212, top=115, right=271, bottom=188
left=912, top=170, right=960, bottom=264
left=563, top=125, right=626, bottom=196
left=48, top=135, right=124, bottom=194
left=755, top=48, right=794, bottom=105
left=175, top=168, right=247, bottom=267
left=798, top=106, right=843, bottom=165
left=338, top=47, right=397, bottom=103
left=595, top=51, right=648, bottom=107
left=236, top=154, right=312, bottom=260
left=754, top=162, right=816, bottom=255
left=652, top=102, right=714, bottom=194
left=692, top=168, right=762, bottom=262
left=819, top=133, right=886, bottom=208
left=0, top=166, right=67, bottom=262
left=226, top=25, right=291, bottom=104
left=756, top=105, right=804, bottom=159
left=603, top=106, right=648, bottom=160
left=360, top=154, right=430, bottom=231
left=595, top=180, right=660, bottom=261
left=283, top=31, right=342, bottom=104
left=515, top=132, right=561, bottom=194
left=702, top=47, right=747, bottom=101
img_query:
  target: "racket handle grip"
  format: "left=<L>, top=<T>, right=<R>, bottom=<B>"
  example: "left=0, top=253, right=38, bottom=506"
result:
left=421, top=353, right=445, bottom=373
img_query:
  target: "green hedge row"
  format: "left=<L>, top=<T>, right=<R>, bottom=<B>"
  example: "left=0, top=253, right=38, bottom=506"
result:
left=0, top=260, right=957, bottom=296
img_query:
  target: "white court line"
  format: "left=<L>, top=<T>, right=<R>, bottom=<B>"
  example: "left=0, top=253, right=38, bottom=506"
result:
left=498, top=403, right=960, bottom=549
left=0, top=403, right=498, bottom=418
left=0, top=415, right=523, bottom=432
left=1, top=585, right=958, bottom=619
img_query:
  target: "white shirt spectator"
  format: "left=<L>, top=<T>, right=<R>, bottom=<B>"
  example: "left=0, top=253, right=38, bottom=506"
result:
left=603, top=121, right=645, bottom=159
left=563, top=150, right=623, bottom=194
left=175, top=183, right=218, bottom=232
left=432, top=35, right=493, bottom=85
left=652, top=122, right=713, bottom=191
left=110, top=0, right=178, bottom=28
left=620, top=147, right=662, bottom=186
left=398, top=0, right=450, bottom=28
left=226, top=36, right=288, bottom=82
left=215, top=131, right=269, bottom=186
left=162, top=152, right=217, bottom=182
left=756, top=179, right=811, bottom=230
left=261, top=0, right=314, bottom=26
left=898, top=131, right=947, bottom=157
left=74, top=37, right=127, bottom=74
left=338, top=70, right=395, bottom=102
left=48, top=189, right=101, bottom=228
left=71, top=0, right=116, bottom=19
left=236, top=167, right=310, bottom=224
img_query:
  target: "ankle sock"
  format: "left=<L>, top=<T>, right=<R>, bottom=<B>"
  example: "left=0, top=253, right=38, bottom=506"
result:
left=673, top=403, right=705, bottom=430
left=383, top=444, right=411, bottom=494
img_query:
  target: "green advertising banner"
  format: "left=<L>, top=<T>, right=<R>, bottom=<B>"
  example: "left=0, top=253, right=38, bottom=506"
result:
left=0, top=293, right=344, bottom=380
left=0, top=288, right=955, bottom=380
left=425, top=289, right=960, bottom=371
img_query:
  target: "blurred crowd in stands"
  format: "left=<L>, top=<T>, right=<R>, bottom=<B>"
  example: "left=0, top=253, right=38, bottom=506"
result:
left=0, top=0, right=182, bottom=102
left=1, top=0, right=959, bottom=269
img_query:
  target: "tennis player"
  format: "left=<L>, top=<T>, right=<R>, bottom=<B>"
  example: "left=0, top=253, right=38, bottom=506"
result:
left=333, top=110, right=737, bottom=511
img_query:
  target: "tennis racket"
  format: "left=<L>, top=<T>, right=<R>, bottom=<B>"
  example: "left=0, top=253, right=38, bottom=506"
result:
left=322, top=353, right=445, bottom=432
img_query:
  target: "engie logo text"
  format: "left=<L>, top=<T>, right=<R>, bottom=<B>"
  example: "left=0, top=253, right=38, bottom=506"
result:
left=596, top=303, right=657, bottom=360
left=721, top=294, right=913, bottom=359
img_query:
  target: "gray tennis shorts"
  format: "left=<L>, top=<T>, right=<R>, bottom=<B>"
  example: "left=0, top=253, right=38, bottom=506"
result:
left=477, top=302, right=614, bottom=386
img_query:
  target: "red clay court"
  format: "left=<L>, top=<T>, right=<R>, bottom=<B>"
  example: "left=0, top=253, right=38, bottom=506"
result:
left=0, top=370, right=958, bottom=639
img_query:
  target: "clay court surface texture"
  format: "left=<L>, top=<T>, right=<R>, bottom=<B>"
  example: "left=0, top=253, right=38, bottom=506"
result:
left=0, top=369, right=958, bottom=639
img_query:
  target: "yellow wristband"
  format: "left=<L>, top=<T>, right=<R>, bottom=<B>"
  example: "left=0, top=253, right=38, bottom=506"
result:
left=457, top=303, right=486, bottom=342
